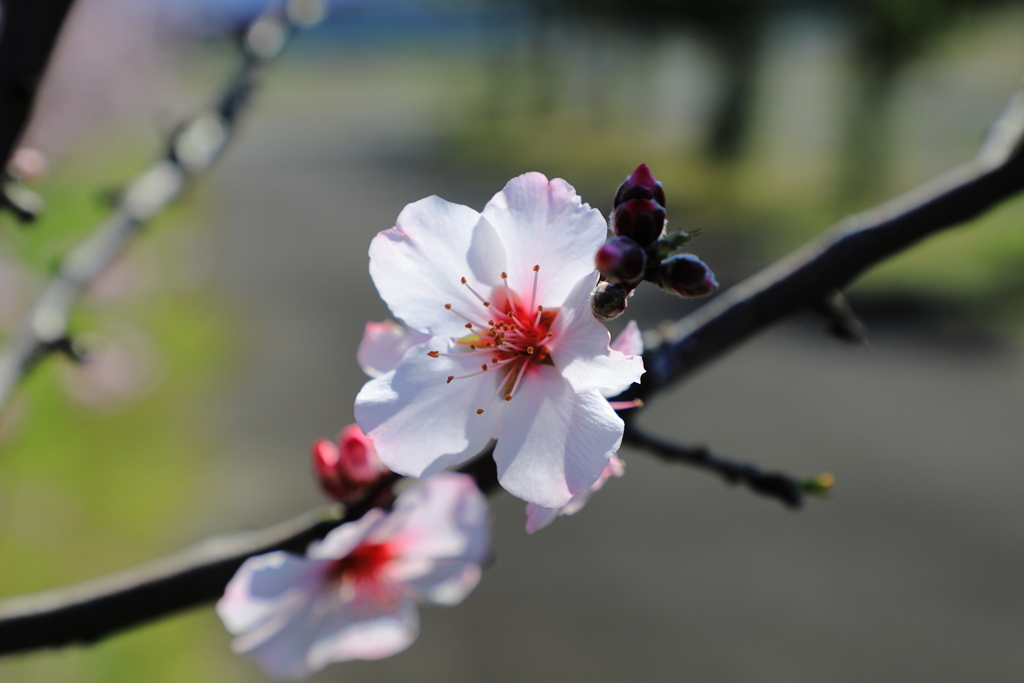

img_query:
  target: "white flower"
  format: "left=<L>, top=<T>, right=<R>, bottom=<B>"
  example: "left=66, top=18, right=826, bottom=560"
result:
left=217, top=473, right=489, bottom=679
left=354, top=173, right=644, bottom=508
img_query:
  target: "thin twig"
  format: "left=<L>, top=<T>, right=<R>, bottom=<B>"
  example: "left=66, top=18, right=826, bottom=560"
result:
left=622, top=422, right=824, bottom=508
left=622, top=84, right=1024, bottom=404
left=0, top=5, right=308, bottom=410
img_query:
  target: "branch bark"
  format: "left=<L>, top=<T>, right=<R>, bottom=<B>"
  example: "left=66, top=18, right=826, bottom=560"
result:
left=623, top=85, right=1024, bottom=404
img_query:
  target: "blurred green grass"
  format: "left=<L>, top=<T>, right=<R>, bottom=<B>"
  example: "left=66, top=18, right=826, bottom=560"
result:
left=0, top=157, right=250, bottom=682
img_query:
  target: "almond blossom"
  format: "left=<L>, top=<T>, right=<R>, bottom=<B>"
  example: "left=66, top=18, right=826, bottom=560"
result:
left=217, top=473, right=488, bottom=680
left=354, top=173, right=644, bottom=508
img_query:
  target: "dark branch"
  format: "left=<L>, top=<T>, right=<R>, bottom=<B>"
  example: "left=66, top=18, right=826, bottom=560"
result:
left=0, top=6, right=305, bottom=410
left=0, top=0, right=77, bottom=175
left=624, top=85, right=1024, bottom=404
left=622, top=422, right=829, bottom=509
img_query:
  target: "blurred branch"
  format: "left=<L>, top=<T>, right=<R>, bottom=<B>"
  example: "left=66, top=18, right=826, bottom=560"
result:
left=0, top=505, right=346, bottom=654
left=0, top=4, right=315, bottom=411
left=0, top=454, right=489, bottom=654
left=624, top=84, right=1024, bottom=404
left=0, top=0, right=77, bottom=173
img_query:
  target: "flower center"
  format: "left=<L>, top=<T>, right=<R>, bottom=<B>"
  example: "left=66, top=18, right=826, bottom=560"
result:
left=325, top=541, right=400, bottom=608
left=426, top=265, right=558, bottom=414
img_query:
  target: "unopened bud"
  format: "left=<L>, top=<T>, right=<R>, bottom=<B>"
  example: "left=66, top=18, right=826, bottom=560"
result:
left=311, top=424, right=390, bottom=502
left=658, top=254, right=718, bottom=298
left=592, top=281, right=630, bottom=320
left=596, top=237, right=646, bottom=284
left=612, top=163, right=666, bottom=210
left=612, top=199, right=666, bottom=248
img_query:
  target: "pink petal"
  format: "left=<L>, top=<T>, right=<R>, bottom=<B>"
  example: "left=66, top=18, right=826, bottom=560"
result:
left=357, top=320, right=429, bottom=378
left=548, top=272, right=645, bottom=396
left=524, top=504, right=559, bottom=534
left=354, top=337, right=504, bottom=478
left=481, top=173, right=607, bottom=309
left=380, top=473, right=490, bottom=605
left=493, top=367, right=622, bottom=508
left=610, top=320, right=644, bottom=356
left=369, top=197, right=507, bottom=339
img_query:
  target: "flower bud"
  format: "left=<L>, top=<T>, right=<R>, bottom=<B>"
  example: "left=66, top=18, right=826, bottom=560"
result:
left=612, top=163, right=666, bottom=210
left=595, top=236, right=646, bottom=284
left=612, top=199, right=666, bottom=248
left=312, top=424, right=390, bottom=502
left=591, top=281, right=630, bottom=320
left=657, top=254, right=719, bottom=298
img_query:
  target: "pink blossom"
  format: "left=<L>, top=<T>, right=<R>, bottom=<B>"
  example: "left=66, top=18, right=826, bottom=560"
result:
left=355, top=173, right=644, bottom=508
left=311, top=424, right=391, bottom=503
left=217, top=473, right=489, bottom=679
left=524, top=455, right=625, bottom=534
left=356, top=320, right=429, bottom=378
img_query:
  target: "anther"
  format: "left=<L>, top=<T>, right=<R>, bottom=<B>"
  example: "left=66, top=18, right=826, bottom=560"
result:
left=427, top=351, right=440, bottom=358
left=481, top=364, right=488, bottom=371
left=504, top=394, right=512, bottom=401
left=465, top=323, right=472, bottom=329
left=491, top=357, right=498, bottom=363
left=476, top=408, right=485, bottom=415
left=445, top=304, right=452, bottom=310
left=469, top=344, right=477, bottom=350
left=537, top=306, right=543, bottom=312
left=447, top=376, right=454, bottom=383
left=461, top=277, right=467, bottom=284
left=501, top=272, right=507, bottom=279
left=527, top=347, right=534, bottom=354
left=533, top=265, right=540, bottom=272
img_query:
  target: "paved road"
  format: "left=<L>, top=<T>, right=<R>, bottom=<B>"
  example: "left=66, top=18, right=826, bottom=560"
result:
left=204, top=57, right=1024, bottom=683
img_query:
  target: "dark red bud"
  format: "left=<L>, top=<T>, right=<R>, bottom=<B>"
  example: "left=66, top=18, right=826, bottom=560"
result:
left=658, top=254, right=719, bottom=298
left=591, top=281, right=630, bottom=320
left=612, top=199, right=666, bottom=248
left=613, top=163, right=666, bottom=210
left=595, top=237, right=646, bottom=284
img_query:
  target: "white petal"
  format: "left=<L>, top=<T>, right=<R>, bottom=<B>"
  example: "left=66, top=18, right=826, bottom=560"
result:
left=354, top=338, right=505, bottom=478
left=610, top=320, right=644, bottom=356
left=307, top=508, right=386, bottom=561
left=357, top=321, right=430, bottom=378
left=369, top=197, right=506, bottom=339
left=481, top=173, right=607, bottom=309
left=549, top=272, right=645, bottom=396
left=524, top=503, right=558, bottom=534
left=379, top=473, right=490, bottom=605
left=306, top=600, right=419, bottom=668
left=493, top=367, right=623, bottom=507
left=217, top=551, right=322, bottom=640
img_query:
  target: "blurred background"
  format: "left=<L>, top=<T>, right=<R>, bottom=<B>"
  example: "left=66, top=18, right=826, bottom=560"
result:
left=1, top=0, right=1023, bottom=680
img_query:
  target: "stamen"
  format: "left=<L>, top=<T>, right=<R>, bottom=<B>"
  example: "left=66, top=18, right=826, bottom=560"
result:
left=529, top=264, right=540, bottom=311
left=505, top=358, right=529, bottom=401
left=501, top=271, right=512, bottom=307
left=609, top=399, right=644, bottom=411
left=460, top=277, right=492, bottom=308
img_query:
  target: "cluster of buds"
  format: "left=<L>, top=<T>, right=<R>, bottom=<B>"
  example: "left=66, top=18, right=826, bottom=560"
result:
left=311, top=423, right=391, bottom=503
left=592, top=164, right=718, bottom=319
